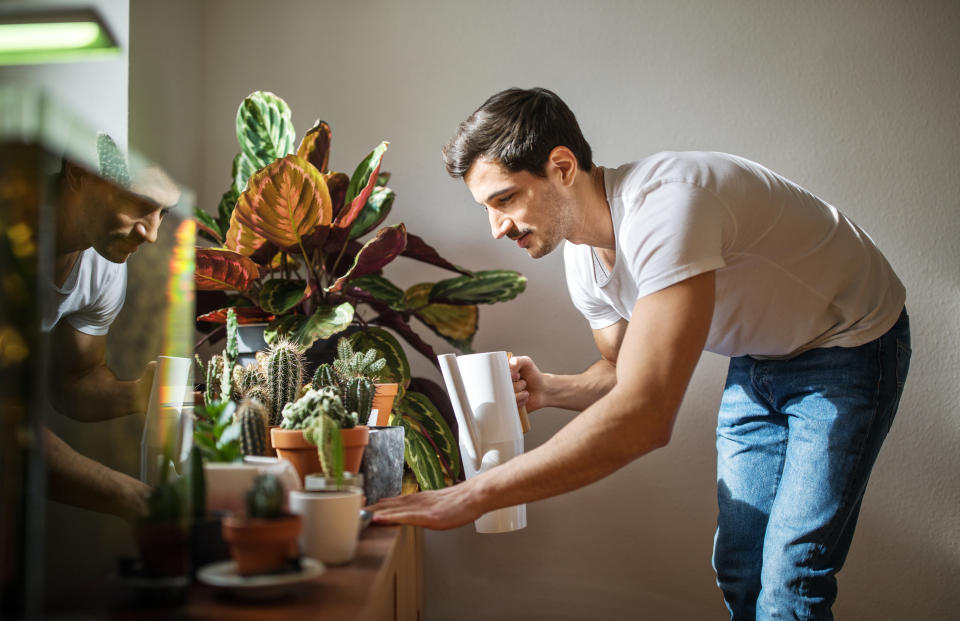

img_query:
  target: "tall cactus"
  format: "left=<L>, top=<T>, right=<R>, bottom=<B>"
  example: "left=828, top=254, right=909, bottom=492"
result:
left=265, top=339, right=304, bottom=426
left=311, top=363, right=338, bottom=390
left=205, top=354, right=225, bottom=405
left=342, top=376, right=374, bottom=427
left=238, top=398, right=268, bottom=457
left=304, top=413, right=345, bottom=485
left=232, top=364, right=264, bottom=401
left=220, top=309, right=239, bottom=400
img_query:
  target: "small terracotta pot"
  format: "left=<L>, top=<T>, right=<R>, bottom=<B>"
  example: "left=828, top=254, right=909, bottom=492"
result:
left=373, top=383, right=399, bottom=426
left=271, top=428, right=321, bottom=483
left=266, top=424, right=279, bottom=456
left=341, top=425, right=370, bottom=474
left=222, top=514, right=301, bottom=576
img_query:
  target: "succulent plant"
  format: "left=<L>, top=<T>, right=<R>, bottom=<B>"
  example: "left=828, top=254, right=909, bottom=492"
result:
left=238, top=398, right=268, bottom=457
left=265, top=339, right=304, bottom=426
left=304, top=413, right=345, bottom=486
left=311, top=362, right=338, bottom=391
left=203, top=353, right=225, bottom=405
left=231, top=364, right=264, bottom=401
left=245, top=474, right=285, bottom=519
left=279, top=386, right=354, bottom=430
left=333, top=338, right=386, bottom=382
left=342, top=376, right=375, bottom=426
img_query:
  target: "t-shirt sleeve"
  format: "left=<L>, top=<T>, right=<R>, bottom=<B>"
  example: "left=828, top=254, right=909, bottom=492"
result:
left=66, top=262, right=127, bottom=335
left=564, top=242, right=623, bottom=330
left=622, top=181, right=728, bottom=299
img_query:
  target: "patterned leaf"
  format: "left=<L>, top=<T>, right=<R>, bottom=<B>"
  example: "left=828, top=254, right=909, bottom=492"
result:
left=194, top=247, right=260, bottom=292
left=404, top=282, right=477, bottom=351
left=392, top=414, right=446, bottom=490
left=264, top=314, right=305, bottom=345
left=197, top=306, right=275, bottom=325
left=401, top=232, right=472, bottom=276
left=235, top=91, right=296, bottom=171
left=370, top=311, right=439, bottom=369
left=295, top=303, right=355, bottom=348
left=335, top=142, right=388, bottom=232
left=296, top=120, right=332, bottom=174
left=349, top=186, right=395, bottom=240
left=326, top=223, right=407, bottom=293
left=324, top=172, right=350, bottom=221
left=394, top=391, right=459, bottom=481
left=347, top=328, right=410, bottom=388
left=259, top=279, right=307, bottom=314
left=429, top=269, right=527, bottom=305
left=348, top=274, right=405, bottom=310
left=232, top=151, right=258, bottom=195
left=194, top=207, right=223, bottom=244
left=226, top=154, right=332, bottom=255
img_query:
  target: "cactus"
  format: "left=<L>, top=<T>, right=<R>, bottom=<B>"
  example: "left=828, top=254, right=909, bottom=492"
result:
left=332, top=337, right=386, bottom=382
left=342, top=376, right=374, bottom=427
left=279, top=386, right=349, bottom=430
left=243, top=383, right=272, bottom=413
left=219, top=309, right=239, bottom=400
left=265, top=339, right=304, bottom=426
left=231, top=364, right=264, bottom=401
left=304, top=413, right=345, bottom=486
left=204, top=354, right=225, bottom=405
left=245, top=474, right=285, bottom=519
left=311, top=362, right=338, bottom=390
left=238, top=398, right=268, bottom=457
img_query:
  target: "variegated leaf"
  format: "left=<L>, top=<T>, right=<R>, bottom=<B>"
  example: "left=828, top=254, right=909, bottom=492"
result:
left=295, top=302, right=354, bottom=348
left=429, top=269, right=527, bottom=305
left=296, top=120, right=332, bottom=174
left=349, top=186, right=395, bottom=240
left=404, top=282, right=477, bottom=351
left=235, top=91, right=296, bottom=171
left=194, top=247, right=260, bottom=292
left=326, top=223, right=407, bottom=293
left=259, top=279, right=307, bottom=315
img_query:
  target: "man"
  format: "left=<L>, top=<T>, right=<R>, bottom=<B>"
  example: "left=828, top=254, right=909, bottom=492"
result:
left=43, top=154, right=179, bottom=519
left=370, top=88, right=911, bottom=619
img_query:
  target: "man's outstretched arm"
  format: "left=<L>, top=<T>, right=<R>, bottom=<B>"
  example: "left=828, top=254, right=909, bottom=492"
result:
left=370, top=270, right=716, bottom=529
left=49, top=322, right=155, bottom=422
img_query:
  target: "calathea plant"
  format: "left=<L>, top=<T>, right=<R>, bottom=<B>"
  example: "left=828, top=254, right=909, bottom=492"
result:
left=192, top=91, right=527, bottom=490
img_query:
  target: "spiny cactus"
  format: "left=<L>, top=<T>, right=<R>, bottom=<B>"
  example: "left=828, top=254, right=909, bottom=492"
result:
left=231, top=364, right=264, bottom=401
left=238, top=398, right=268, bottom=457
left=279, top=386, right=350, bottom=430
left=246, top=474, right=284, bottom=519
left=332, top=337, right=386, bottom=381
left=311, top=363, right=338, bottom=390
left=342, top=376, right=374, bottom=426
left=220, top=309, right=239, bottom=400
left=304, top=413, right=345, bottom=485
left=244, top=383, right=273, bottom=414
left=265, top=339, right=304, bottom=426
left=204, top=354, right=225, bottom=405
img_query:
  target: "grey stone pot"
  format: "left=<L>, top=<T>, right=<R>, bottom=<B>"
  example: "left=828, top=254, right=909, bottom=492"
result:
left=359, top=426, right=405, bottom=505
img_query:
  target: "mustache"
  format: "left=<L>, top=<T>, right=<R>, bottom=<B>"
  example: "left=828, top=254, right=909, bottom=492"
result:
left=506, top=228, right=530, bottom=241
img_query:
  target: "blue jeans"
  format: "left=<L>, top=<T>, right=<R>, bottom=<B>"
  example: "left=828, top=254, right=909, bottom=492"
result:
left=713, top=309, right=911, bottom=621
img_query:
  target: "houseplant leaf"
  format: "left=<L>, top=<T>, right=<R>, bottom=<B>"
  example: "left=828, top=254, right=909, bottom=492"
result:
left=347, top=327, right=410, bottom=388
left=403, top=283, right=477, bottom=352
left=349, top=186, right=395, bottom=240
left=326, top=223, right=407, bottom=293
left=264, top=314, right=305, bottom=345
left=296, top=120, right=332, bottom=174
left=194, top=207, right=223, bottom=244
left=236, top=91, right=296, bottom=171
left=393, top=391, right=460, bottom=481
left=228, top=154, right=333, bottom=255
left=334, top=141, right=388, bottom=232
left=348, top=274, right=405, bottom=310
left=401, top=232, right=473, bottom=276
left=197, top=306, right=274, bottom=325
left=370, top=311, right=439, bottom=368
left=232, top=151, right=258, bottom=195
left=391, top=413, right=446, bottom=490
left=324, top=172, right=350, bottom=222
left=259, top=279, right=307, bottom=315
left=295, top=302, right=355, bottom=348
left=429, top=269, right=527, bottom=304
left=194, top=248, right=260, bottom=292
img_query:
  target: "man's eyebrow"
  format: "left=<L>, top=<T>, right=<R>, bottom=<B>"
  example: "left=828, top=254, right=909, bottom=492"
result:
left=484, top=186, right=516, bottom=204
left=160, top=207, right=171, bottom=217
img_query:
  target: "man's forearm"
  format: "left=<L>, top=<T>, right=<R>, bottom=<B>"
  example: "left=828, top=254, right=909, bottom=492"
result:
left=542, top=358, right=618, bottom=411
left=52, top=364, right=147, bottom=422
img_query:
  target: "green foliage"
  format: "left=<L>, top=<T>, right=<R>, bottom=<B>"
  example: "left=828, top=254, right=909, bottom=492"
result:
left=333, top=336, right=386, bottom=382
left=245, top=474, right=285, bottom=519
left=265, top=339, right=304, bottom=426
left=389, top=391, right=459, bottom=490
left=303, top=413, right=344, bottom=487
left=343, top=376, right=375, bottom=425
left=231, top=364, right=264, bottom=401
left=311, top=363, right=338, bottom=390
left=192, top=400, right=243, bottom=463
left=279, top=387, right=356, bottom=430
left=204, top=354, right=225, bottom=405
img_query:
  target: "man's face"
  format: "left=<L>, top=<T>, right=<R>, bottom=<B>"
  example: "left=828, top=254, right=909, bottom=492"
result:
left=74, top=166, right=177, bottom=263
left=464, top=159, right=573, bottom=259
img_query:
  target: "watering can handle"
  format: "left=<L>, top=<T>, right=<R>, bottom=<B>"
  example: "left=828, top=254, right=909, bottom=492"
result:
left=507, top=353, right=532, bottom=434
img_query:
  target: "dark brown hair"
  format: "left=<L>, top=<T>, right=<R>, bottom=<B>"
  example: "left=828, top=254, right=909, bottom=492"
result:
left=442, top=87, right=593, bottom=179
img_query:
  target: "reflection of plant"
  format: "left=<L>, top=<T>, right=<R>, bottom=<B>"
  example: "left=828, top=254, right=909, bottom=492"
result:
left=193, top=91, right=527, bottom=491
left=246, top=474, right=285, bottom=520
left=193, top=400, right=242, bottom=463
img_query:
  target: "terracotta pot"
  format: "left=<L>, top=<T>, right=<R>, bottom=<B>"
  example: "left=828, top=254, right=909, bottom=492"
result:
left=222, top=514, right=301, bottom=576
left=271, top=428, right=321, bottom=483
left=266, top=424, right=279, bottom=456
left=341, top=425, right=370, bottom=474
left=373, top=383, right=399, bottom=426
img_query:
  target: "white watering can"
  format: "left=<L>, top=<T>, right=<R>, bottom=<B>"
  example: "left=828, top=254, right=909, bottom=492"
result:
left=438, top=351, right=526, bottom=533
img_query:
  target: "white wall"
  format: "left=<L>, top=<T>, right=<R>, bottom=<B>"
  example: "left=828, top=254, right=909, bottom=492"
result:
left=133, top=1, right=960, bottom=618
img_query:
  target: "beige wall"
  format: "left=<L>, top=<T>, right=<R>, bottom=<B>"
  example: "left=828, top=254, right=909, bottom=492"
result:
left=131, top=1, right=960, bottom=618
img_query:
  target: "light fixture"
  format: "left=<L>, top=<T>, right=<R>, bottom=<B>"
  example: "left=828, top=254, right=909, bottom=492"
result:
left=0, top=8, right=120, bottom=66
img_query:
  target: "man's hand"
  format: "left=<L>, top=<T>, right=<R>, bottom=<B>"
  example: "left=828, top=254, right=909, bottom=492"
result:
left=136, top=360, right=157, bottom=413
left=368, top=480, right=485, bottom=530
left=509, top=355, right=547, bottom=412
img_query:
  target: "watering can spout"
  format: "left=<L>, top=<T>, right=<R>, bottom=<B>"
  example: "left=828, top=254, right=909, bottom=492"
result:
left=438, top=353, right=483, bottom=471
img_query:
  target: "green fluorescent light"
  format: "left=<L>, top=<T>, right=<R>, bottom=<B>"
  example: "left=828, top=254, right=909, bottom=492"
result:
left=0, top=9, right=120, bottom=65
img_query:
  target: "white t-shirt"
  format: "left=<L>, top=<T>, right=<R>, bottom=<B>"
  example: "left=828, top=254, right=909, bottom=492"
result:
left=42, top=247, right=127, bottom=335
left=564, top=152, right=905, bottom=358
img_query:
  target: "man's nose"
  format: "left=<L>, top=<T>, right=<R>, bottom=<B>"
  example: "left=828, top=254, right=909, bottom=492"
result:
left=488, top=208, right=511, bottom=240
left=135, top=210, right=161, bottom=244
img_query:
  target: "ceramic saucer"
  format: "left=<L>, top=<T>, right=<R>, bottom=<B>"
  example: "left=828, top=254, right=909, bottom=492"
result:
left=197, top=557, right=324, bottom=600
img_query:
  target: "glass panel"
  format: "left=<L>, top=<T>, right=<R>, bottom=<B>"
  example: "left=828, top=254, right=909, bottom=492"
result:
left=0, top=84, right=196, bottom=615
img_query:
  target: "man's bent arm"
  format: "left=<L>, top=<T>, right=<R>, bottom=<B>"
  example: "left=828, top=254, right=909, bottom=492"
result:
left=371, top=271, right=715, bottom=528
left=49, top=322, right=153, bottom=422
left=535, top=320, right=626, bottom=411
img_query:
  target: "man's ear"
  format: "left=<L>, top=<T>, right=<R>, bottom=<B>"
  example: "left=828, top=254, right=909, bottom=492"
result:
left=63, top=160, right=87, bottom=191
left=546, top=146, right=578, bottom=187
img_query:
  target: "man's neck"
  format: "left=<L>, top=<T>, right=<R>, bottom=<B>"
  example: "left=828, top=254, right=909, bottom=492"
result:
left=566, top=165, right=614, bottom=250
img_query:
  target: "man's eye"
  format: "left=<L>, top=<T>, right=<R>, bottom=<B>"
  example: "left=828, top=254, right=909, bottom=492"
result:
left=499, top=194, right=513, bottom=205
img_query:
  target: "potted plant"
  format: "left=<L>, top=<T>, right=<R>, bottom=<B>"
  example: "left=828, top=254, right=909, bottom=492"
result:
left=193, top=90, right=527, bottom=493
left=312, top=338, right=397, bottom=425
left=221, top=474, right=301, bottom=576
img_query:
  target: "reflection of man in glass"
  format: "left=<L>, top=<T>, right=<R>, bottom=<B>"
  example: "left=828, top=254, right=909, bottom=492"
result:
left=43, top=156, right=180, bottom=519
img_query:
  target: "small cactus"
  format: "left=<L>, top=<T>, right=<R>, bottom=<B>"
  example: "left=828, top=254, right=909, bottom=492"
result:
left=245, top=474, right=284, bottom=519
left=332, top=337, right=386, bottom=381
left=265, top=339, right=304, bottom=426
left=238, top=398, right=268, bottom=457
left=280, top=386, right=350, bottom=430
left=232, top=364, right=264, bottom=401
left=304, top=413, right=345, bottom=486
left=244, top=383, right=273, bottom=413
left=205, top=354, right=225, bottom=405
left=342, top=376, right=374, bottom=426
left=311, top=362, right=338, bottom=390
left=220, top=309, right=239, bottom=400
